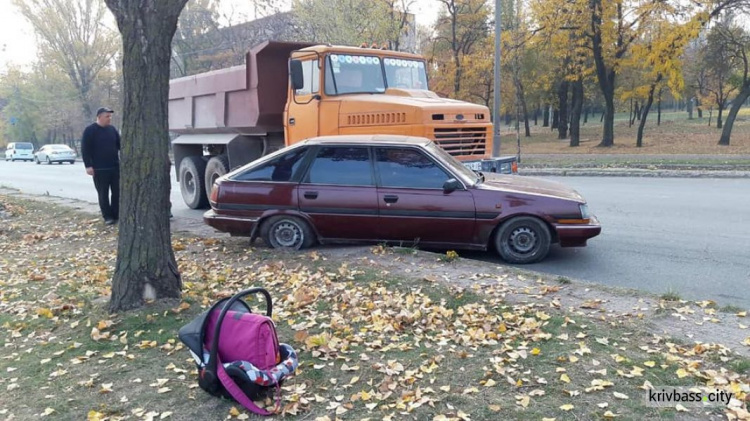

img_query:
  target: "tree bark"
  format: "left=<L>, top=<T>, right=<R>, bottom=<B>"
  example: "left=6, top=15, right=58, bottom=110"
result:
left=557, top=80, right=569, bottom=139
left=105, top=0, right=188, bottom=312
left=511, top=71, right=531, bottom=136
left=636, top=76, right=660, bottom=148
left=569, top=79, right=584, bottom=147
left=657, top=88, right=662, bottom=126
left=717, top=101, right=724, bottom=129
left=590, top=0, right=616, bottom=147
left=583, top=105, right=589, bottom=124
left=533, top=107, right=539, bottom=126
left=552, top=108, right=559, bottom=130
left=719, top=84, right=750, bottom=146
left=542, top=105, right=550, bottom=127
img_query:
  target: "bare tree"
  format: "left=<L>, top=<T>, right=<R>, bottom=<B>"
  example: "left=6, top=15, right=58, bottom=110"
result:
left=14, top=0, right=119, bottom=120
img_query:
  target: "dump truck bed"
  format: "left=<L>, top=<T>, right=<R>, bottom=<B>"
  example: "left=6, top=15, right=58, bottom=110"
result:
left=168, top=41, right=315, bottom=135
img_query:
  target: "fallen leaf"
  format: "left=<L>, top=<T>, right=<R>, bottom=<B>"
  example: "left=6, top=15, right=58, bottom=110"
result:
left=560, top=404, right=574, bottom=411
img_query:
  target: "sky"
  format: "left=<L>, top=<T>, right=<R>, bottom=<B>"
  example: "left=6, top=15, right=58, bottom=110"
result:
left=0, top=0, right=440, bottom=69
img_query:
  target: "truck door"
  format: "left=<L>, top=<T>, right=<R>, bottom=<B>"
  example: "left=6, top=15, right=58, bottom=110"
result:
left=285, top=58, right=320, bottom=145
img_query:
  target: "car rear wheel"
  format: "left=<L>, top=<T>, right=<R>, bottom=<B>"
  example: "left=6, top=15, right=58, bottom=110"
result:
left=179, top=155, right=209, bottom=209
left=46, top=157, right=51, bottom=165
left=261, top=215, right=315, bottom=250
left=494, top=216, right=551, bottom=264
left=35, top=157, right=40, bottom=165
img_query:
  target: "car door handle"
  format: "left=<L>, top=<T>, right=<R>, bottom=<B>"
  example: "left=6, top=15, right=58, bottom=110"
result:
left=383, top=195, right=399, bottom=204
left=304, top=191, right=318, bottom=199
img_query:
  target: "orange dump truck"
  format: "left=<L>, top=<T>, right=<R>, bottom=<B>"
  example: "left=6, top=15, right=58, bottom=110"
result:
left=169, top=41, right=516, bottom=209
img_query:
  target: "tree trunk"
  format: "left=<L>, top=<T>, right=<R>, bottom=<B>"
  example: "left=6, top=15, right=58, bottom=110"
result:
left=557, top=80, right=569, bottom=139
left=717, top=102, right=724, bottom=129
left=628, top=98, right=633, bottom=127
left=533, top=107, right=539, bottom=126
left=505, top=111, right=511, bottom=125
left=104, top=0, right=187, bottom=313
left=552, top=108, right=559, bottom=130
left=543, top=105, right=550, bottom=127
left=599, top=82, right=615, bottom=146
left=569, top=79, right=584, bottom=147
left=636, top=78, right=659, bottom=148
left=719, top=84, right=750, bottom=145
left=657, top=88, right=662, bottom=126
left=687, top=98, right=693, bottom=119
left=583, top=105, right=589, bottom=124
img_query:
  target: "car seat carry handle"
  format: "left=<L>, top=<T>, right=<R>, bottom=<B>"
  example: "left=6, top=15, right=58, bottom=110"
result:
left=205, top=287, right=273, bottom=374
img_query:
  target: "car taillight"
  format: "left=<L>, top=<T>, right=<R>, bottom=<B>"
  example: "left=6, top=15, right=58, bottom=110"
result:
left=209, top=182, right=220, bottom=204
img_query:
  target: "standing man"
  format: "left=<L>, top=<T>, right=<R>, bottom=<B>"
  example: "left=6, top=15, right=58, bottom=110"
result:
left=82, top=107, right=121, bottom=225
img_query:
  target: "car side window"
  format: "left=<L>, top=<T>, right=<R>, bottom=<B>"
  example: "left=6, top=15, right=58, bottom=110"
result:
left=233, top=147, right=309, bottom=182
left=304, top=146, right=372, bottom=186
left=375, top=147, right=450, bottom=189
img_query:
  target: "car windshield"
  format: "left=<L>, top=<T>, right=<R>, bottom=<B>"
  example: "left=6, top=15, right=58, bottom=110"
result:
left=383, top=58, right=428, bottom=90
left=16, top=143, right=33, bottom=150
left=425, top=142, right=480, bottom=185
left=324, top=54, right=428, bottom=95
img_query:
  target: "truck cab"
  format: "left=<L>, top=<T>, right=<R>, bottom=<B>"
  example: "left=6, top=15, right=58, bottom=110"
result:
left=285, top=45, right=493, bottom=161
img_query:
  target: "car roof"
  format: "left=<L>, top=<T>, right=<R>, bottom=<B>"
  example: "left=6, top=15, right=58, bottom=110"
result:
left=299, top=135, right=432, bottom=147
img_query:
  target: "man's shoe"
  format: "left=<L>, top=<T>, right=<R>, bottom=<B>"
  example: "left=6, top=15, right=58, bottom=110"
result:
left=104, top=219, right=115, bottom=225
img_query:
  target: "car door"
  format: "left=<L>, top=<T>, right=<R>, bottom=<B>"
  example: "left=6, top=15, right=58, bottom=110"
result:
left=297, top=145, right=379, bottom=240
left=37, top=146, right=47, bottom=161
left=375, top=147, right=476, bottom=245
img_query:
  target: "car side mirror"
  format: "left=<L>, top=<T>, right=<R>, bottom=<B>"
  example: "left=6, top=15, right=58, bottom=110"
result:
left=443, top=178, right=462, bottom=193
left=290, top=59, right=304, bottom=91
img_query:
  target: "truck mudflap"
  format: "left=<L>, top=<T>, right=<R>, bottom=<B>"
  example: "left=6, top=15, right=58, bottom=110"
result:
left=463, top=156, right=518, bottom=174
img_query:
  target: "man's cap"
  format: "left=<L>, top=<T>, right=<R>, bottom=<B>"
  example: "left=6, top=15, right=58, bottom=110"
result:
left=96, top=107, right=114, bottom=116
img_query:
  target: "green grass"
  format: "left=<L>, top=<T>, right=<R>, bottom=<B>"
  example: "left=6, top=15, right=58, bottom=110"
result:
left=660, top=290, right=682, bottom=302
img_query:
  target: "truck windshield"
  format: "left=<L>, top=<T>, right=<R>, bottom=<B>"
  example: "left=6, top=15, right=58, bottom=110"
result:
left=324, top=54, right=429, bottom=95
left=384, top=58, right=428, bottom=90
left=325, top=54, right=386, bottom=95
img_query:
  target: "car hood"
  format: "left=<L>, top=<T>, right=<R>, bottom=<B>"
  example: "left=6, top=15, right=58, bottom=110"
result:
left=477, top=173, right=585, bottom=202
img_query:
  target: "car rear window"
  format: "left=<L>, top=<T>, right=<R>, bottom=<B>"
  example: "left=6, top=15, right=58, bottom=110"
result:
left=16, top=143, right=33, bottom=150
left=233, top=147, right=309, bottom=182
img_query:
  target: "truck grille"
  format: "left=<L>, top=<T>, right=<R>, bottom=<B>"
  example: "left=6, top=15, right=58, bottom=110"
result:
left=346, top=112, right=407, bottom=126
left=432, top=127, right=487, bottom=156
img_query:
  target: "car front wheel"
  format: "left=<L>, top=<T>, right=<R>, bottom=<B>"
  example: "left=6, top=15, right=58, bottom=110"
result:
left=494, top=216, right=552, bottom=264
left=261, top=215, right=315, bottom=250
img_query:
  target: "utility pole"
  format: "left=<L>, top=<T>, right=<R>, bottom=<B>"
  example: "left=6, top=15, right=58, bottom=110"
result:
left=492, top=0, right=502, bottom=157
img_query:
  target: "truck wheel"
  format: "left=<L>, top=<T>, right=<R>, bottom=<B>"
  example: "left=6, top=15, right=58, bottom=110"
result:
left=494, top=216, right=551, bottom=264
left=205, top=154, right=230, bottom=197
left=261, top=215, right=316, bottom=250
left=179, top=156, right=209, bottom=209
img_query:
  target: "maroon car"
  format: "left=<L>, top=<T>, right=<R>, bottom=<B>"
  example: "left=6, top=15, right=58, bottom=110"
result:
left=204, top=135, right=601, bottom=263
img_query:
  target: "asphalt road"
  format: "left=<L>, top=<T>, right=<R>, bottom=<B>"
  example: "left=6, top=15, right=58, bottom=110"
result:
left=1, top=160, right=749, bottom=307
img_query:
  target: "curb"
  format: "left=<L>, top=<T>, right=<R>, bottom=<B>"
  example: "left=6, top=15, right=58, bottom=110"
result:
left=520, top=168, right=750, bottom=178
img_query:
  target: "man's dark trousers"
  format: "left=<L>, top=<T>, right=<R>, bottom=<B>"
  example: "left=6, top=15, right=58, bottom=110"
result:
left=93, top=168, right=119, bottom=221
